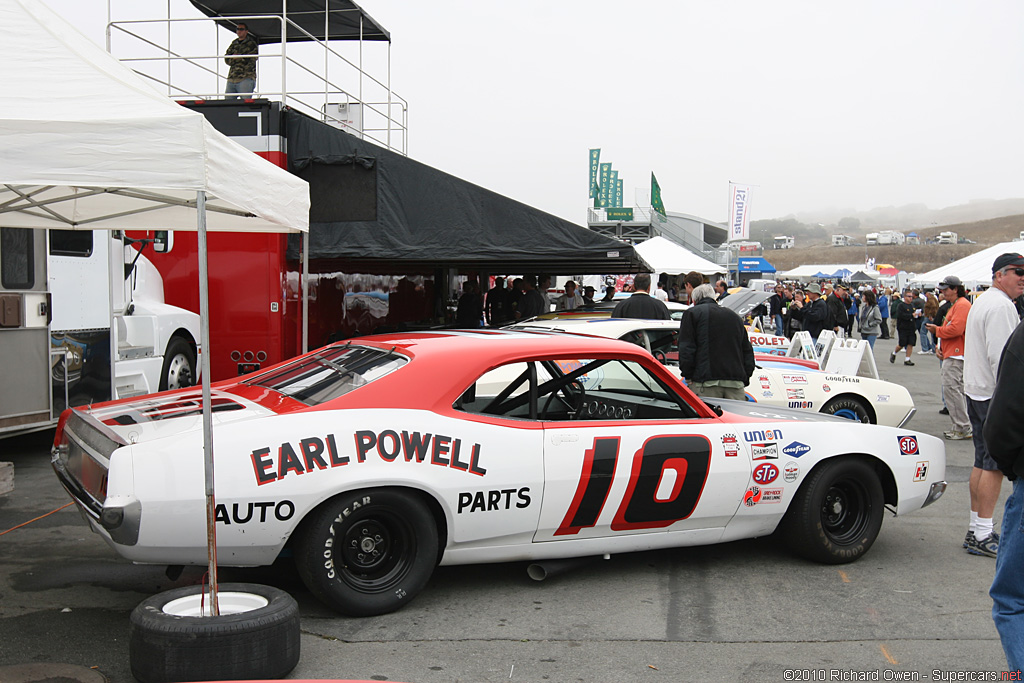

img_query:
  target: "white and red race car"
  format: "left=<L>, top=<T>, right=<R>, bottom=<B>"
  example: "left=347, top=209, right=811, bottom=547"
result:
left=52, top=330, right=945, bottom=616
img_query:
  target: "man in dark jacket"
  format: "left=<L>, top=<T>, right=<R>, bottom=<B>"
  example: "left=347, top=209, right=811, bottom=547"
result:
left=789, top=283, right=829, bottom=341
left=611, top=273, right=671, bottom=319
left=515, top=275, right=546, bottom=320
left=826, top=284, right=848, bottom=335
left=485, top=277, right=511, bottom=327
left=889, top=289, right=918, bottom=366
left=677, top=283, right=754, bottom=400
left=768, top=284, right=785, bottom=336
left=984, top=319, right=1024, bottom=671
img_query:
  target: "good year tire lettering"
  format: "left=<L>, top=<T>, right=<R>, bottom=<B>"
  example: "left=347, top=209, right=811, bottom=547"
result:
left=555, top=435, right=712, bottom=535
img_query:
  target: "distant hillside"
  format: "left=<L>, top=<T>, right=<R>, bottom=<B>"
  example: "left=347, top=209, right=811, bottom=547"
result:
left=783, top=198, right=1024, bottom=231
left=764, top=214, right=1024, bottom=275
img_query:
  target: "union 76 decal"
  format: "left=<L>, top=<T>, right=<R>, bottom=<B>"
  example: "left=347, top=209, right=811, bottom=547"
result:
left=555, top=434, right=712, bottom=535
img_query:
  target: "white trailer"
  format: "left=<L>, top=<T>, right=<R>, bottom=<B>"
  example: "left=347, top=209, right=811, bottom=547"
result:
left=866, top=233, right=879, bottom=246
left=876, top=231, right=906, bottom=246
left=0, top=228, right=200, bottom=436
left=773, top=236, right=794, bottom=249
left=936, top=231, right=958, bottom=245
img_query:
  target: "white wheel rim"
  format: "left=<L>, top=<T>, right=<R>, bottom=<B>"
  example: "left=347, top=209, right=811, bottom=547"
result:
left=163, top=591, right=269, bottom=617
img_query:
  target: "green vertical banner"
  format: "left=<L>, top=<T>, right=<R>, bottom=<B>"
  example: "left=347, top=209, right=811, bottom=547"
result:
left=609, top=170, right=619, bottom=208
left=651, top=172, right=667, bottom=220
left=589, top=149, right=601, bottom=199
left=615, top=178, right=624, bottom=208
left=599, top=163, right=612, bottom=208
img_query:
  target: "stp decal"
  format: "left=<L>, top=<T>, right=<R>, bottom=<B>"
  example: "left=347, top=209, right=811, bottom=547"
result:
left=898, top=435, right=920, bottom=456
left=914, top=461, right=929, bottom=482
left=752, top=462, right=779, bottom=485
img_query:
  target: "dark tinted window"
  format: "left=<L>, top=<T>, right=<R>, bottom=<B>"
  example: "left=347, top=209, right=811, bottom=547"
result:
left=1, top=228, right=33, bottom=289
left=50, top=230, right=93, bottom=257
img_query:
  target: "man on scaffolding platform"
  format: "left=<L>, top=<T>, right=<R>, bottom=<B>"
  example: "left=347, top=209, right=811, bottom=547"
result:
left=224, top=22, right=258, bottom=99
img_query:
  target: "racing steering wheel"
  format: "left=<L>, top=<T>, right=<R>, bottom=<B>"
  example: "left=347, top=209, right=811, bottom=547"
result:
left=540, top=379, right=586, bottom=419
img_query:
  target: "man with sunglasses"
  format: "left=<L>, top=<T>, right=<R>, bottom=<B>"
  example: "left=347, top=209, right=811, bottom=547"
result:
left=225, top=23, right=258, bottom=99
left=962, top=253, right=1024, bottom=558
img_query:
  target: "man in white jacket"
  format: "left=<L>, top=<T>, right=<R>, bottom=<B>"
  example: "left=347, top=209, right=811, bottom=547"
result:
left=962, top=253, right=1024, bottom=557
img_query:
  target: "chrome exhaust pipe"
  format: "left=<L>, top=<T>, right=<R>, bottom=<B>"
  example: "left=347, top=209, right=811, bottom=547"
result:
left=527, top=556, right=602, bottom=581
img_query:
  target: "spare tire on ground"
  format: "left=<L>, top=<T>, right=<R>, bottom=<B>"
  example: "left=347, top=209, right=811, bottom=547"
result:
left=129, top=582, right=300, bottom=683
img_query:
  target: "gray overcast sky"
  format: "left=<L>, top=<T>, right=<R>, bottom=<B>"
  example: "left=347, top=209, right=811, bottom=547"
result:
left=42, top=0, right=1024, bottom=226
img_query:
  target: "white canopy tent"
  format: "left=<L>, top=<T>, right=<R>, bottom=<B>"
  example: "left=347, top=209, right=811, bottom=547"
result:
left=0, top=0, right=308, bottom=232
left=912, top=241, right=1023, bottom=290
left=634, top=236, right=725, bottom=276
left=0, top=0, right=310, bottom=614
left=778, top=263, right=870, bottom=281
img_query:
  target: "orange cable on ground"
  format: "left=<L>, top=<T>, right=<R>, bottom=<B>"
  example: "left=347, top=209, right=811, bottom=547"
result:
left=0, top=502, right=74, bottom=536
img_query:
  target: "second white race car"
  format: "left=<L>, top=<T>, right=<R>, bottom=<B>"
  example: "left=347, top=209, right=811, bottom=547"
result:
left=511, top=318, right=915, bottom=427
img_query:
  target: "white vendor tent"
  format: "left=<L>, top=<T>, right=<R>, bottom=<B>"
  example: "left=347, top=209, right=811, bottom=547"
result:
left=912, top=241, right=1024, bottom=290
left=0, top=0, right=309, bottom=233
left=634, top=236, right=725, bottom=276
left=778, top=263, right=869, bottom=281
left=0, top=0, right=310, bottom=614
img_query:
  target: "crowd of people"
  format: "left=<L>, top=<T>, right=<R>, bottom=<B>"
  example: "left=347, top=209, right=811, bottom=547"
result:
left=736, top=255, right=1024, bottom=670
left=451, top=257, right=1024, bottom=670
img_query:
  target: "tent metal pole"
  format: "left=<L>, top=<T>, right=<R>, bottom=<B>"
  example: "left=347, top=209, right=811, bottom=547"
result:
left=197, top=190, right=220, bottom=615
left=108, top=231, right=117, bottom=413
left=302, top=231, right=309, bottom=354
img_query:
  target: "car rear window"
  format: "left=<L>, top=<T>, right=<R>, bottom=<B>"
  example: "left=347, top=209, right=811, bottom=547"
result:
left=246, top=345, right=406, bottom=406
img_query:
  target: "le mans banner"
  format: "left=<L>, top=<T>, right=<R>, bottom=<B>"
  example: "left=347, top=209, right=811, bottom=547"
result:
left=729, top=182, right=753, bottom=241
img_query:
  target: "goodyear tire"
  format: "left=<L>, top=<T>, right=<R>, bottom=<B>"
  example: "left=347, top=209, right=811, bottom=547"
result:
left=781, top=457, right=884, bottom=564
left=822, top=396, right=871, bottom=423
left=159, top=336, right=196, bottom=391
left=128, top=582, right=300, bottom=683
left=296, top=488, right=438, bottom=617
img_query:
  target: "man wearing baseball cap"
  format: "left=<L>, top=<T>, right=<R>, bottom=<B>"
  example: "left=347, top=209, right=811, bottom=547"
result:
left=927, top=275, right=971, bottom=439
left=962, top=253, right=1024, bottom=557
left=789, top=283, right=829, bottom=342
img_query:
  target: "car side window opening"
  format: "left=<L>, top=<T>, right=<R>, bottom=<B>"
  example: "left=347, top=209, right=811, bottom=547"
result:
left=456, top=357, right=699, bottom=422
left=644, top=330, right=678, bottom=365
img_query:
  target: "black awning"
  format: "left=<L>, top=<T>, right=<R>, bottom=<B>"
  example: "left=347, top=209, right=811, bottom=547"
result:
left=189, top=0, right=390, bottom=43
left=283, top=110, right=646, bottom=275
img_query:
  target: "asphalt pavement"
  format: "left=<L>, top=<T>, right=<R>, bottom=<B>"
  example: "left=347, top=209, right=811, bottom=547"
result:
left=0, top=339, right=1011, bottom=683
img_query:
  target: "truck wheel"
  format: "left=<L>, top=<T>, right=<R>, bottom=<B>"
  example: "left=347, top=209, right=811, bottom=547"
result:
left=128, top=582, right=299, bottom=683
left=159, top=337, right=195, bottom=391
left=296, top=488, right=439, bottom=616
left=780, top=458, right=884, bottom=564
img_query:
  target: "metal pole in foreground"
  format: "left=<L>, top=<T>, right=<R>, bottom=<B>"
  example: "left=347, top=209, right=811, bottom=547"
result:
left=197, top=190, right=219, bottom=615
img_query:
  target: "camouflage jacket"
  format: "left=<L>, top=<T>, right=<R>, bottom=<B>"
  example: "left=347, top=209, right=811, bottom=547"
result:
left=225, top=34, right=258, bottom=81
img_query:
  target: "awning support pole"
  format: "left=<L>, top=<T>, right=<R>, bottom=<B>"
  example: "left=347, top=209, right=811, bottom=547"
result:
left=197, top=190, right=220, bottom=615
